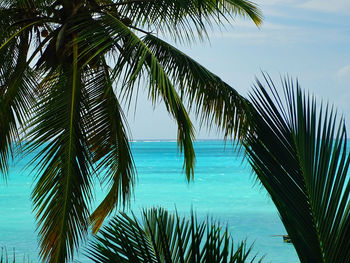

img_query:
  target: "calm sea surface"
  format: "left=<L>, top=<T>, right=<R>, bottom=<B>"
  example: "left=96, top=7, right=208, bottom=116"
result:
left=0, top=140, right=298, bottom=262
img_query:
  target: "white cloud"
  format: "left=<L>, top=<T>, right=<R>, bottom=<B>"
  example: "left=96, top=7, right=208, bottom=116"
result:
left=208, top=21, right=308, bottom=45
left=258, top=0, right=300, bottom=5
left=256, top=0, right=350, bottom=14
left=337, top=64, right=350, bottom=79
left=300, top=0, right=350, bottom=13
left=234, top=21, right=291, bottom=30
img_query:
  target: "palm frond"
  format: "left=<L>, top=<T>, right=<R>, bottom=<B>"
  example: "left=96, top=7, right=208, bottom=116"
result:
left=115, top=0, right=262, bottom=43
left=242, top=75, right=350, bottom=262
left=0, top=0, right=53, bottom=178
left=82, top=62, right=135, bottom=234
left=143, top=34, right=248, bottom=139
left=0, top=28, right=36, bottom=177
left=26, top=63, right=93, bottom=262
left=98, top=13, right=196, bottom=180
left=87, top=208, right=262, bottom=263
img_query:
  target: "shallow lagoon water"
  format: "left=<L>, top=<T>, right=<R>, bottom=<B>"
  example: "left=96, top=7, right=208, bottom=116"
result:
left=0, top=140, right=298, bottom=262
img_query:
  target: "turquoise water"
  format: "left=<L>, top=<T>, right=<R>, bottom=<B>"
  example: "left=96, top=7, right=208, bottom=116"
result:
left=0, top=140, right=298, bottom=262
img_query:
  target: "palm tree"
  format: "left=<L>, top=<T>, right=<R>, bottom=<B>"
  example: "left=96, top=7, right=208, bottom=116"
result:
left=0, top=0, right=262, bottom=262
left=87, top=207, right=263, bottom=263
left=242, top=75, right=350, bottom=262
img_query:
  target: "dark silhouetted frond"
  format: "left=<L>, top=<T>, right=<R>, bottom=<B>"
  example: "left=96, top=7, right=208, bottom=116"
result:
left=243, top=75, right=350, bottom=262
left=87, top=208, right=263, bottom=263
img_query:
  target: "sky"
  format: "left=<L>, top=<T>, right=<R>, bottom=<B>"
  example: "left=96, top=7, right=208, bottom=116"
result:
left=124, top=0, right=350, bottom=140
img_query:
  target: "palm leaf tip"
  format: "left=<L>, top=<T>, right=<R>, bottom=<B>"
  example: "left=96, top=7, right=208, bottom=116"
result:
left=227, top=0, right=263, bottom=26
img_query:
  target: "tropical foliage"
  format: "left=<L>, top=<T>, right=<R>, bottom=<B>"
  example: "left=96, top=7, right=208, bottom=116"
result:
left=242, top=75, right=350, bottom=262
left=87, top=208, right=263, bottom=263
left=0, top=0, right=262, bottom=262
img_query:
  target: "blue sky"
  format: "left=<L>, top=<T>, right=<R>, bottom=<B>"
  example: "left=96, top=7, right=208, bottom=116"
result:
left=125, top=0, right=350, bottom=140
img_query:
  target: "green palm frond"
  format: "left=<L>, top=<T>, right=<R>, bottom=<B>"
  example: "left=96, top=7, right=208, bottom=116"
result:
left=0, top=28, right=36, bottom=177
left=96, top=13, right=196, bottom=179
left=83, top=61, right=135, bottom=234
left=26, top=65, right=93, bottom=262
left=116, top=0, right=262, bottom=43
left=143, top=34, right=248, bottom=138
left=0, top=0, right=55, bottom=178
left=87, top=208, right=263, bottom=263
left=242, top=75, right=350, bottom=262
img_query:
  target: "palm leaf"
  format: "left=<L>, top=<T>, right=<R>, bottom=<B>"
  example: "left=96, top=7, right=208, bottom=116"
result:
left=82, top=61, right=135, bottom=234
left=242, top=75, right=350, bottom=262
left=97, top=13, right=196, bottom=179
left=115, top=0, right=262, bottom=43
left=0, top=0, right=54, bottom=178
left=0, top=27, right=36, bottom=177
left=26, top=62, right=93, bottom=262
left=87, top=208, right=262, bottom=262
left=142, top=34, right=248, bottom=138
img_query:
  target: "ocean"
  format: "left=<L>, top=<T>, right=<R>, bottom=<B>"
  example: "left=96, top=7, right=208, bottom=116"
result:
left=0, top=140, right=298, bottom=262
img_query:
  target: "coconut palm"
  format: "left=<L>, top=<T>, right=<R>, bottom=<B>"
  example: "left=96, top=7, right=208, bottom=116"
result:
left=87, top=207, right=263, bottom=263
left=0, top=0, right=261, bottom=262
left=242, top=75, right=350, bottom=262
